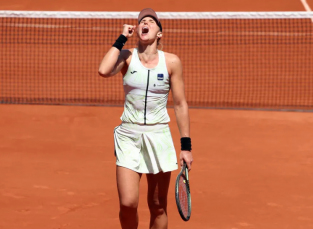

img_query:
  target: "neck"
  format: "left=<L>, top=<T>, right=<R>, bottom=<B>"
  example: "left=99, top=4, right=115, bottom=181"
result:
left=137, top=42, right=158, bottom=63
left=137, top=41, right=158, bottom=55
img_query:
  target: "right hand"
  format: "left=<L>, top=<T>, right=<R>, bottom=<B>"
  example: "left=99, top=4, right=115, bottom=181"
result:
left=122, top=24, right=136, bottom=38
left=180, top=150, right=193, bottom=172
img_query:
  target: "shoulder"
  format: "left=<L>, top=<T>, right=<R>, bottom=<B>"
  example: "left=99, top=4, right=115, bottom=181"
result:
left=164, top=52, right=181, bottom=65
left=163, top=52, right=182, bottom=75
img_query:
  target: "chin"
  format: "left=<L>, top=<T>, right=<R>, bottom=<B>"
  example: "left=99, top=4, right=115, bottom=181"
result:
left=140, top=36, right=151, bottom=42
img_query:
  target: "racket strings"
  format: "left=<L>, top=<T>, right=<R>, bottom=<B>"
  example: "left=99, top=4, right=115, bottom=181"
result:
left=178, top=175, right=189, bottom=218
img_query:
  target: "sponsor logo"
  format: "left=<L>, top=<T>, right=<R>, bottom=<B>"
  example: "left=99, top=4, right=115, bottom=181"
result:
left=131, top=71, right=137, bottom=74
left=157, top=74, right=164, bottom=80
left=154, top=83, right=165, bottom=87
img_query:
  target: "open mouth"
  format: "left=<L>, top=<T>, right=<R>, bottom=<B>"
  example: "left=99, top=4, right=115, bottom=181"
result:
left=142, top=26, right=149, bottom=35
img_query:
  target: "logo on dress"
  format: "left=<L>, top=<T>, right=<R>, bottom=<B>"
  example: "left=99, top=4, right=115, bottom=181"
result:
left=131, top=71, right=137, bottom=74
left=157, top=74, right=164, bottom=80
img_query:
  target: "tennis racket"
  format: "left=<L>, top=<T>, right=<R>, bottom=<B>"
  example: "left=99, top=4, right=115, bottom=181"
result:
left=175, top=161, right=191, bottom=221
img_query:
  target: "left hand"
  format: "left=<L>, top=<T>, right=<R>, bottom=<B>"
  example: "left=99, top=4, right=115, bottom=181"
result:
left=180, top=150, right=193, bottom=172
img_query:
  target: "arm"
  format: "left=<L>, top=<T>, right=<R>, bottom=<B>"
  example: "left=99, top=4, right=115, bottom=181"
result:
left=98, top=24, right=136, bottom=77
left=169, top=55, right=193, bottom=171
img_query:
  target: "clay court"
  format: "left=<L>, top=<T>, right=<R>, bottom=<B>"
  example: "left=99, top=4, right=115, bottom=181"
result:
left=1, top=0, right=313, bottom=228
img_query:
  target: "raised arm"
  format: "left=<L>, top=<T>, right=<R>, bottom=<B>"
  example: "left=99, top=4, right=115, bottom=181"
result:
left=168, top=54, right=193, bottom=171
left=98, top=24, right=136, bottom=77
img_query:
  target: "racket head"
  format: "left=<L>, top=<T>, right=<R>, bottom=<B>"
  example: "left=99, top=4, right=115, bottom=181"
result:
left=175, top=162, right=191, bottom=221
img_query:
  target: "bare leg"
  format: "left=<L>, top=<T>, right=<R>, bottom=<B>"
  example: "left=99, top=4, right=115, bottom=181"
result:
left=116, top=166, right=142, bottom=229
left=146, top=172, right=171, bottom=229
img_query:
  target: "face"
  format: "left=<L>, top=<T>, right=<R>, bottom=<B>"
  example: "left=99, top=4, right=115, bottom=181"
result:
left=137, top=16, right=162, bottom=42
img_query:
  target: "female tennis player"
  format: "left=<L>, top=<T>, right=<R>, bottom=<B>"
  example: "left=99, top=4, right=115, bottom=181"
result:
left=98, top=8, right=193, bottom=229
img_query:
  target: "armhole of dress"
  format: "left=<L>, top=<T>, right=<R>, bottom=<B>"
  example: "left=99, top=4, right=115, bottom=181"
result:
left=160, top=51, right=170, bottom=77
left=124, top=48, right=138, bottom=77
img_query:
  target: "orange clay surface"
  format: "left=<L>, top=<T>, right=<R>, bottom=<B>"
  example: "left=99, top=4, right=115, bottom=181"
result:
left=1, top=0, right=313, bottom=228
left=1, top=105, right=313, bottom=229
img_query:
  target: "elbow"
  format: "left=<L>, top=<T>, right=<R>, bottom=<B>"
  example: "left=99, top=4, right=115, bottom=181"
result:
left=98, top=68, right=111, bottom=78
left=174, top=100, right=188, bottom=110
left=98, top=71, right=110, bottom=78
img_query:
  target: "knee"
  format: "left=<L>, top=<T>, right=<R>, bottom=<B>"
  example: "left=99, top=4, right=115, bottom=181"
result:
left=148, top=198, right=167, bottom=216
left=120, top=198, right=138, bottom=214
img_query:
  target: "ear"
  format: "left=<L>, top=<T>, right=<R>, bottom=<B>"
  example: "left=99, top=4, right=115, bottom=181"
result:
left=157, top=31, right=163, bottom=39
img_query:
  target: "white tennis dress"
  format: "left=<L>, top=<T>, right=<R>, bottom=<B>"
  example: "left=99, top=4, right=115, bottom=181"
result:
left=114, top=48, right=178, bottom=174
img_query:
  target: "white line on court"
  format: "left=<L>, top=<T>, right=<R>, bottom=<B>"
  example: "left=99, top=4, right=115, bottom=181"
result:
left=300, top=0, right=313, bottom=22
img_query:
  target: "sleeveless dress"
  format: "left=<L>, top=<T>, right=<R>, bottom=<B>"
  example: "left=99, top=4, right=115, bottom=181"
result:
left=114, top=48, right=178, bottom=174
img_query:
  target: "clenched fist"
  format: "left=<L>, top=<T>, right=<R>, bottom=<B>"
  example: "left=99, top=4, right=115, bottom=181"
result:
left=122, top=24, right=136, bottom=38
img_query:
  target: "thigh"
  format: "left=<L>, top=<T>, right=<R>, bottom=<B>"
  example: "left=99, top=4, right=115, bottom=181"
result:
left=116, top=166, right=142, bottom=207
left=146, top=172, right=171, bottom=206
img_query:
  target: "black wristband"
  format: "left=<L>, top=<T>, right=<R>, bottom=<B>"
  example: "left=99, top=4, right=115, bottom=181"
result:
left=112, top=34, right=128, bottom=51
left=181, top=137, right=192, bottom=151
